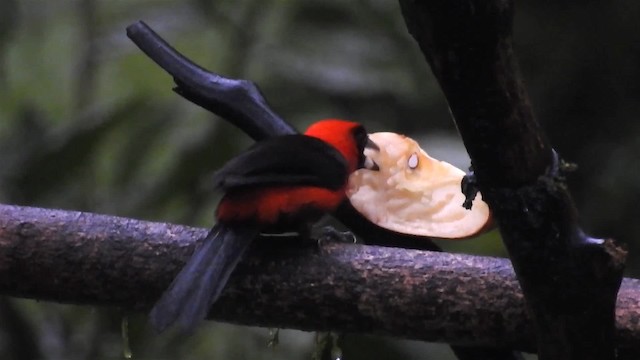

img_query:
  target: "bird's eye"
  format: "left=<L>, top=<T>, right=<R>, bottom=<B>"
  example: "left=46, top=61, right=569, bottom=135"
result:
left=408, top=153, right=419, bottom=169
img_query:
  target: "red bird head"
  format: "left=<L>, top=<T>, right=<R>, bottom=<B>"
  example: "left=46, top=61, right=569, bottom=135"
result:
left=304, top=119, right=379, bottom=173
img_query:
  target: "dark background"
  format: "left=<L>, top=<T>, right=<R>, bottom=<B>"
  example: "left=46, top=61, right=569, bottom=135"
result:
left=1, top=1, right=638, bottom=359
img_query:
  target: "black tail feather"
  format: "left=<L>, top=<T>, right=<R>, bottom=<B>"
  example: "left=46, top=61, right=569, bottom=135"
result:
left=149, top=223, right=258, bottom=333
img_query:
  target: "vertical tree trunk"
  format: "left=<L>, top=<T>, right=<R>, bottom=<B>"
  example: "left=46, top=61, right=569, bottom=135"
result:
left=398, top=1, right=626, bottom=358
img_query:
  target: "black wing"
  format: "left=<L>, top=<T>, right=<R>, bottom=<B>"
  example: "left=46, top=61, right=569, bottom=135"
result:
left=211, top=135, right=349, bottom=191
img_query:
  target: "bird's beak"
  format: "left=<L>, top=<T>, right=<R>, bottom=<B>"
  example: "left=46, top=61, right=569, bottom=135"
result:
left=365, top=137, right=380, bottom=151
left=364, top=157, right=380, bottom=171
left=364, top=137, right=380, bottom=171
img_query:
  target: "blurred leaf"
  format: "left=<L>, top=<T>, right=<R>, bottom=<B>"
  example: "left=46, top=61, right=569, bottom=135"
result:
left=0, top=0, right=19, bottom=87
left=4, top=97, right=150, bottom=206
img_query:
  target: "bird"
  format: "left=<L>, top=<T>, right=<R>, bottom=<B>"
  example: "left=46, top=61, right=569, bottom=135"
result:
left=149, top=119, right=379, bottom=333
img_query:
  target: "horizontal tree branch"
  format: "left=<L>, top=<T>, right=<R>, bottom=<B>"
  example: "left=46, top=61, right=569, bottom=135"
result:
left=0, top=203, right=639, bottom=351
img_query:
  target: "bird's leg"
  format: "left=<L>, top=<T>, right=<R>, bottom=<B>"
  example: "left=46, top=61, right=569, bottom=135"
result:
left=308, top=216, right=357, bottom=245
left=318, top=227, right=357, bottom=245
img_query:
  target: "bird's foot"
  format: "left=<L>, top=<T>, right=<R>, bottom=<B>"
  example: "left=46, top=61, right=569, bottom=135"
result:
left=318, top=226, right=357, bottom=246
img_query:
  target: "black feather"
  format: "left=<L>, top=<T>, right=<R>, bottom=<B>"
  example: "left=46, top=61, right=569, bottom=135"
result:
left=211, top=135, right=349, bottom=191
left=151, top=135, right=350, bottom=332
left=149, top=223, right=258, bottom=333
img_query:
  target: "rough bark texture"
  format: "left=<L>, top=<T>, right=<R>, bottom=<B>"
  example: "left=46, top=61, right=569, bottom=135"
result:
left=398, top=1, right=626, bottom=359
left=1, top=204, right=639, bottom=352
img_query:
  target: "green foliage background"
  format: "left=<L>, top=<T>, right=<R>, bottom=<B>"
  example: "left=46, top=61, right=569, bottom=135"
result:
left=1, top=0, right=638, bottom=359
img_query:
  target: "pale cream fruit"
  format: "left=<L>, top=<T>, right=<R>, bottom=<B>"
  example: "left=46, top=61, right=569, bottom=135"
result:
left=347, top=132, right=491, bottom=239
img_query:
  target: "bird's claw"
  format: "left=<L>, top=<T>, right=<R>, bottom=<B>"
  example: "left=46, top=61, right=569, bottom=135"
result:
left=318, top=226, right=357, bottom=246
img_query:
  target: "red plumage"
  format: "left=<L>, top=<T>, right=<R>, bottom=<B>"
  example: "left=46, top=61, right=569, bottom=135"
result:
left=216, top=119, right=368, bottom=227
left=149, top=119, right=376, bottom=333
